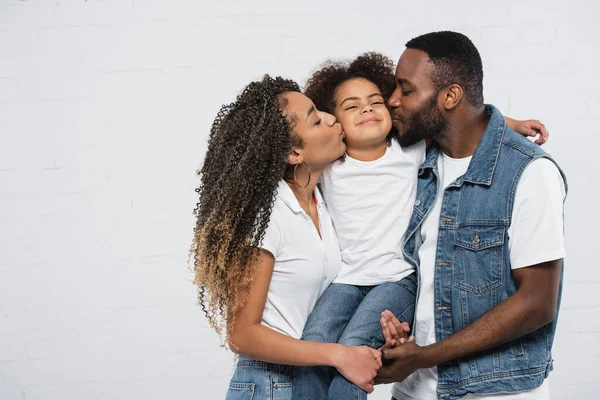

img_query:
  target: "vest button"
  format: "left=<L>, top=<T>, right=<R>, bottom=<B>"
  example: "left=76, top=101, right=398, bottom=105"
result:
left=414, top=199, right=421, bottom=207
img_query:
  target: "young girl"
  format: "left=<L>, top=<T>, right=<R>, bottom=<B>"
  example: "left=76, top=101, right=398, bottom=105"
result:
left=292, top=53, right=547, bottom=400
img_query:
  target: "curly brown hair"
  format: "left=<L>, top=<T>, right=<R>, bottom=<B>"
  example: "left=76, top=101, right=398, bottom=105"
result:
left=304, top=52, right=398, bottom=138
left=190, top=75, right=302, bottom=342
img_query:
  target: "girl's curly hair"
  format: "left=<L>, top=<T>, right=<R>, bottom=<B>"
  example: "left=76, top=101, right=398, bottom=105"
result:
left=191, top=75, right=302, bottom=343
left=304, top=52, right=398, bottom=138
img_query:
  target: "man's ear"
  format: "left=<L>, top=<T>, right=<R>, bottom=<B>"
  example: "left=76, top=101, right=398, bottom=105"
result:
left=441, top=84, right=464, bottom=111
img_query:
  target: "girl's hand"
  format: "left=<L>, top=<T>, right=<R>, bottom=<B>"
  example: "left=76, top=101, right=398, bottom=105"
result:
left=511, top=119, right=549, bottom=145
left=379, top=310, right=411, bottom=349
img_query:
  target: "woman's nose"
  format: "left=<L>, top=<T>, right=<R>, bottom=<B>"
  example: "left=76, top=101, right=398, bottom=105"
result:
left=323, top=112, right=336, bottom=126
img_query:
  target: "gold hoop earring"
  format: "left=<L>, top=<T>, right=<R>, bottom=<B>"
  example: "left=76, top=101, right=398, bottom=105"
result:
left=293, top=161, right=311, bottom=188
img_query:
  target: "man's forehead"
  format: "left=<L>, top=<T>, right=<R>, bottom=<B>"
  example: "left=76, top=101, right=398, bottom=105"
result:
left=396, top=49, right=432, bottom=78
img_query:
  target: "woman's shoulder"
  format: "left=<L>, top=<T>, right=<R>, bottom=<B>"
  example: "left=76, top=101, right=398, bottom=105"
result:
left=268, top=180, right=301, bottom=220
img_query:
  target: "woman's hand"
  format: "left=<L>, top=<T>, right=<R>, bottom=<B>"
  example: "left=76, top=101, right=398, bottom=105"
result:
left=331, top=345, right=382, bottom=393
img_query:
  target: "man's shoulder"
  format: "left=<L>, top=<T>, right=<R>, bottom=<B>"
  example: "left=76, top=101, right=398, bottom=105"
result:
left=500, top=127, right=548, bottom=158
left=517, top=158, right=567, bottom=198
left=500, top=128, right=566, bottom=185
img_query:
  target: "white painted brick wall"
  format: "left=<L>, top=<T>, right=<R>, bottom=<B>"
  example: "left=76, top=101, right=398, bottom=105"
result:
left=0, top=0, right=598, bottom=399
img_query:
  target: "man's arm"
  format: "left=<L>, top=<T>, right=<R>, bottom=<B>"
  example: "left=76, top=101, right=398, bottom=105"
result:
left=377, top=158, right=566, bottom=384
left=424, top=259, right=561, bottom=362
left=376, top=259, right=562, bottom=384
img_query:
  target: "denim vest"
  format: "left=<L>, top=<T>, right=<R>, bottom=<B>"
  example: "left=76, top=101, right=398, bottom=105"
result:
left=402, top=105, right=567, bottom=399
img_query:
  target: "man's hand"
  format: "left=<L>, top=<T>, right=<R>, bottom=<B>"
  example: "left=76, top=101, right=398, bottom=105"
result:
left=377, top=259, right=563, bottom=386
left=375, top=341, right=427, bottom=384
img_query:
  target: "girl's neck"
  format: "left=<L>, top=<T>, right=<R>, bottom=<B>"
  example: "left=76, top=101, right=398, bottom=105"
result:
left=346, top=139, right=389, bottom=162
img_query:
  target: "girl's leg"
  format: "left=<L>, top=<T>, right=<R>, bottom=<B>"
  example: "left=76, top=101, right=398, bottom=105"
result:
left=292, top=283, right=366, bottom=400
left=329, top=274, right=418, bottom=400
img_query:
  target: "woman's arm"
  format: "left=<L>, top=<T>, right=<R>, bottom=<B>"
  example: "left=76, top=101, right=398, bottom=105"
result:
left=504, top=116, right=549, bottom=145
left=229, top=249, right=382, bottom=393
left=229, top=250, right=343, bottom=366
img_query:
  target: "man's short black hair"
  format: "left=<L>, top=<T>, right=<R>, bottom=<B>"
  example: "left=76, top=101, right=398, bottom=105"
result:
left=406, top=31, right=484, bottom=106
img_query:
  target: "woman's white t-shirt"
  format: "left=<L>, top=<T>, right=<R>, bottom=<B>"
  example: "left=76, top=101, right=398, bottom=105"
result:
left=258, top=180, right=343, bottom=339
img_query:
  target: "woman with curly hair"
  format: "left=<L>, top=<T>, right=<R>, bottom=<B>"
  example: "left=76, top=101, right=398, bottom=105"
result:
left=292, top=53, right=549, bottom=400
left=191, top=75, right=382, bottom=399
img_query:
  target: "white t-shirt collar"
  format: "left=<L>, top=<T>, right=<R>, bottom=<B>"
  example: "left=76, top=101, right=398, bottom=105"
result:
left=276, top=180, right=323, bottom=216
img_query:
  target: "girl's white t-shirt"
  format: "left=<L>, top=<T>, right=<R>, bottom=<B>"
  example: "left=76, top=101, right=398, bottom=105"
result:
left=320, top=139, right=427, bottom=285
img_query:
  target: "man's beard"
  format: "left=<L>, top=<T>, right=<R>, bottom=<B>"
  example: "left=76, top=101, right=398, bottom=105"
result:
left=395, top=94, right=447, bottom=147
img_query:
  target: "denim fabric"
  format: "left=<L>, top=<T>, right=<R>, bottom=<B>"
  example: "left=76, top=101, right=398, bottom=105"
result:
left=292, top=274, right=417, bottom=400
left=226, top=356, right=294, bottom=400
left=402, top=105, right=568, bottom=399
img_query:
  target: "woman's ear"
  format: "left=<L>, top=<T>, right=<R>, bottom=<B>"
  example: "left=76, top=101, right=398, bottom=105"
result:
left=287, top=147, right=303, bottom=165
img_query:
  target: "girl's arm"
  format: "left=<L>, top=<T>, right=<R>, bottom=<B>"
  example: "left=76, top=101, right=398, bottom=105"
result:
left=229, top=249, right=382, bottom=393
left=505, top=116, right=549, bottom=145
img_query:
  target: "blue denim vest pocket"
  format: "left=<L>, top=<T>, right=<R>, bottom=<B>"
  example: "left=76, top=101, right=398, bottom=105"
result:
left=453, top=225, right=505, bottom=294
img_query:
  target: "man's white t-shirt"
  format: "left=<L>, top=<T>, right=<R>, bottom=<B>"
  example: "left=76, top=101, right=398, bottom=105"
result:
left=320, top=139, right=426, bottom=285
left=258, top=180, right=343, bottom=339
left=392, top=155, right=566, bottom=400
